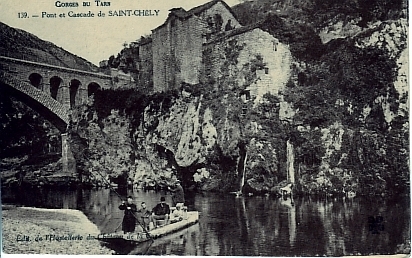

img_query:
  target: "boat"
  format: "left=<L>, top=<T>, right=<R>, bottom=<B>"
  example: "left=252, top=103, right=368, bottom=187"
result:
left=97, top=211, right=199, bottom=244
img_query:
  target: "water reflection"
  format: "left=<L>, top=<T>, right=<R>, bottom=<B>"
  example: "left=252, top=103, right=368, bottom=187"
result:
left=2, top=187, right=409, bottom=256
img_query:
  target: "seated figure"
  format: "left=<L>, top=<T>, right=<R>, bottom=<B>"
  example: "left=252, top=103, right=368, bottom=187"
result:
left=151, top=196, right=170, bottom=227
left=170, top=203, right=185, bottom=223
left=136, top=202, right=152, bottom=231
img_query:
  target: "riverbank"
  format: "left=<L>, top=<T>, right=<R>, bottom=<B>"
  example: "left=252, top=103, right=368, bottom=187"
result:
left=2, top=205, right=113, bottom=254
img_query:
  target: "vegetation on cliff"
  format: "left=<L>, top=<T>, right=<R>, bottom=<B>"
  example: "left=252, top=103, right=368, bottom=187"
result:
left=0, top=93, right=60, bottom=158
left=0, top=91, right=63, bottom=188
left=68, top=89, right=180, bottom=188
left=233, top=0, right=406, bottom=29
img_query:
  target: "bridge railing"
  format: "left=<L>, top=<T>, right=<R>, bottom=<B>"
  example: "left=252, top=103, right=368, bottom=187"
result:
left=0, top=51, right=66, bottom=67
left=0, top=51, right=114, bottom=76
left=0, top=53, right=115, bottom=79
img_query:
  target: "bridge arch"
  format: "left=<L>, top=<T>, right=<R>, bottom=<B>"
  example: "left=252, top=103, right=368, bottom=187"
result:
left=1, top=78, right=74, bottom=175
left=50, top=76, right=62, bottom=101
left=69, top=79, right=81, bottom=108
left=0, top=77, right=69, bottom=132
left=29, top=73, right=43, bottom=90
left=0, top=55, right=121, bottom=176
left=87, top=82, right=101, bottom=97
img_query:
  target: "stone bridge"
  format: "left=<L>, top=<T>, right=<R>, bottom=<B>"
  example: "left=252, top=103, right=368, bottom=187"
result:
left=0, top=55, right=132, bottom=175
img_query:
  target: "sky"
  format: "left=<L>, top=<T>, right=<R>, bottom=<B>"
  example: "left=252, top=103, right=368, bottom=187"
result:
left=0, top=0, right=240, bottom=65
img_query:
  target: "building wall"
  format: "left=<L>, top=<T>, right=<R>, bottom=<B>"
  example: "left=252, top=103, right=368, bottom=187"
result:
left=236, top=29, right=292, bottom=100
left=152, top=23, right=170, bottom=92
left=138, top=41, right=153, bottom=90
left=199, top=1, right=240, bottom=36
left=153, top=15, right=204, bottom=92
left=173, top=16, right=204, bottom=87
left=150, top=1, right=291, bottom=97
left=110, top=69, right=134, bottom=89
left=204, top=28, right=292, bottom=101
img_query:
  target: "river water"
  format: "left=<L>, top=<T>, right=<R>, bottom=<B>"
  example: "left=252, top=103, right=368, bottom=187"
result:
left=2, top=187, right=410, bottom=256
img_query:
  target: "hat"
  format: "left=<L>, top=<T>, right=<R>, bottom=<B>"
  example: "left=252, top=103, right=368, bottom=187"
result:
left=160, top=196, right=166, bottom=202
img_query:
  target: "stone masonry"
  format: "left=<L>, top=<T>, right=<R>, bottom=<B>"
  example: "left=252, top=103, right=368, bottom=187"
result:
left=137, top=38, right=153, bottom=90
left=134, top=0, right=292, bottom=100
left=151, top=0, right=241, bottom=92
left=205, top=27, right=292, bottom=101
left=0, top=56, right=115, bottom=111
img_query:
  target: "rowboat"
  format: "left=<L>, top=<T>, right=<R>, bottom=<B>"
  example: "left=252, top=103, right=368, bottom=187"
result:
left=97, top=211, right=199, bottom=244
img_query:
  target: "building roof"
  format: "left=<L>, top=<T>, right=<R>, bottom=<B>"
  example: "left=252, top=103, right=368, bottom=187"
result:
left=187, top=0, right=220, bottom=15
left=152, top=0, right=238, bottom=32
left=139, top=37, right=152, bottom=46
left=169, top=7, right=189, bottom=19
left=187, top=0, right=238, bottom=20
left=205, top=22, right=263, bottom=45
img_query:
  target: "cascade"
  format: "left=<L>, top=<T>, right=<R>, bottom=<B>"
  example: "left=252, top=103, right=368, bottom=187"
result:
left=61, top=133, right=76, bottom=176
left=239, top=153, right=247, bottom=191
left=286, top=139, right=295, bottom=184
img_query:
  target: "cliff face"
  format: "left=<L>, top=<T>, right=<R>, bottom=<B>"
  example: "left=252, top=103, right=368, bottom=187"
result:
left=290, top=18, right=409, bottom=196
left=70, top=89, right=284, bottom=192
left=68, top=9, right=408, bottom=195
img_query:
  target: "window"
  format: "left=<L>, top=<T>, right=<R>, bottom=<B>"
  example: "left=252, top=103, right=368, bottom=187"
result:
left=8, top=66, right=17, bottom=73
left=29, top=73, right=43, bottom=89
left=240, top=90, right=251, bottom=102
left=265, top=67, right=269, bottom=74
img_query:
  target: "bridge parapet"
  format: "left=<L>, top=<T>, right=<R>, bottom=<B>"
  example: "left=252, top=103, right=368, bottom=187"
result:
left=0, top=51, right=80, bottom=68
left=0, top=55, right=112, bottom=80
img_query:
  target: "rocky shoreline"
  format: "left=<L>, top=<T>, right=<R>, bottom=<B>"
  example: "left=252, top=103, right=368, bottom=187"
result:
left=2, top=205, right=113, bottom=255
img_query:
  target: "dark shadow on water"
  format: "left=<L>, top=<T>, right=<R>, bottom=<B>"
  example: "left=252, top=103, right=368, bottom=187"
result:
left=100, top=238, right=154, bottom=255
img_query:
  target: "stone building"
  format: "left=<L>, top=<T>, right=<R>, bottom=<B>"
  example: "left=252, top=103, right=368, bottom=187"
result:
left=205, top=24, right=292, bottom=101
left=151, top=0, right=240, bottom=92
left=136, top=37, right=153, bottom=91
left=134, top=0, right=292, bottom=99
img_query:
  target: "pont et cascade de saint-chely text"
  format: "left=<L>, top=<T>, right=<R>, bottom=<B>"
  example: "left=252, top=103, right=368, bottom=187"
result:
left=17, top=1, right=160, bottom=19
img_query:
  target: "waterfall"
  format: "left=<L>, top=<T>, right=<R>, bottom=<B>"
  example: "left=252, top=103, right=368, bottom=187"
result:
left=240, top=153, right=247, bottom=191
left=286, top=140, right=295, bottom=184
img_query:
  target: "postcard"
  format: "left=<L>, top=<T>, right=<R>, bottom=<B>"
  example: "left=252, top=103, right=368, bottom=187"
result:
left=0, top=0, right=410, bottom=256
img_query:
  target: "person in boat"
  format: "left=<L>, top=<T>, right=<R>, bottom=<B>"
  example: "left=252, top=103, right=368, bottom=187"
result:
left=118, top=196, right=137, bottom=234
left=137, top=202, right=152, bottom=231
left=168, top=179, right=185, bottom=206
left=170, top=203, right=184, bottom=223
left=151, top=196, right=170, bottom=227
